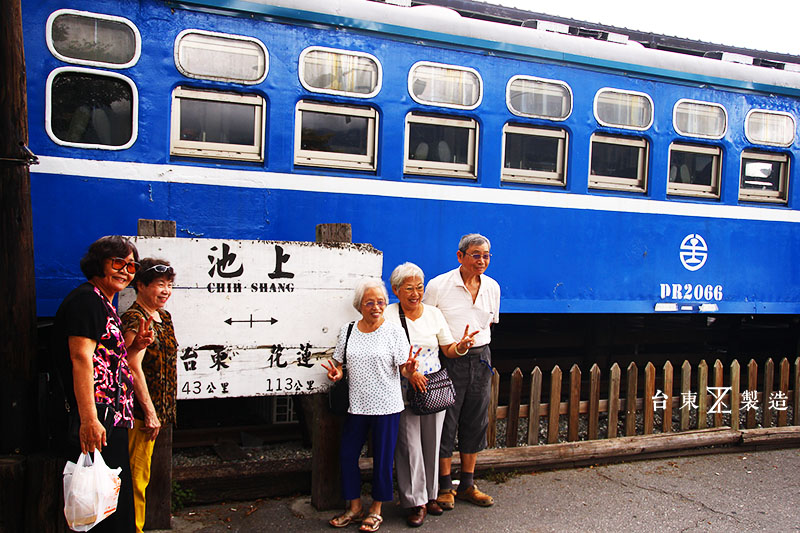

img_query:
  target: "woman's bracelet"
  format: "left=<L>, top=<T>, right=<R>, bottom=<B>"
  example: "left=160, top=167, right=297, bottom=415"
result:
left=454, top=343, right=468, bottom=356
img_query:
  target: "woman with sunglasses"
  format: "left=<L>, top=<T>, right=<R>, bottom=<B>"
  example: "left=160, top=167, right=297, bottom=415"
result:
left=120, top=258, right=178, bottom=533
left=322, top=278, right=419, bottom=532
left=54, top=235, right=153, bottom=532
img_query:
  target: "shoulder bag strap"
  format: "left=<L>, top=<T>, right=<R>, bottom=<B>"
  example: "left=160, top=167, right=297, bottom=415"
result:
left=343, top=321, right=354, bottom=366
left=398, top=306, right=411, bottom=343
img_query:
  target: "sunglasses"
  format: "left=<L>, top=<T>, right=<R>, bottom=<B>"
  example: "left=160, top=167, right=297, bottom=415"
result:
left=110, top=257, right=140, bottom=274
left=145, top=264, right=173, bottom=274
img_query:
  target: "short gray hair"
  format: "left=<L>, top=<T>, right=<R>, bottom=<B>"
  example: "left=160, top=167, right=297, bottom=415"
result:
left=389, top=262, right=425, bottom=290
left=352, top=278, right=388, bottom=310
left=458, top=233, right=491, bottom=253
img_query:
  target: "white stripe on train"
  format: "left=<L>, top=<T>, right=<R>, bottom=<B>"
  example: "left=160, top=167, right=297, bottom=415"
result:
left=36, top=156, right=800, bottom=223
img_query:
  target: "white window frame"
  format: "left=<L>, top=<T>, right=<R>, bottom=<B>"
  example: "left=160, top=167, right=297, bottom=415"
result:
left=46, top=9, right=141, bottom=69
left=170, top=87, right=266, bottom=162
left=594, top=88, right=654, bottom=131
left=298, top=46, right=382, bottom=98
left=673, top=99, right=727, bottom=140
left=174, top=29, right=268, bottom=85
left=739, top=150, right=789, bottom=204
left=501, top=124, right=568, bottom=186
left=272, top=396, right=299, bottom=424
left=294, top=100, right=378, bottom=171
left=588, top=133, right=648, bottom=192
left=45, top=66, right=139, bottom=150
left=667, top=143, right=722, bottom=199
left=745, top=109, right=796, bottom=147
left=408, top=61, right=483, bottom=110
left=506, top=75, right=573, bottom=121
left=404, top=112, right=478, bottom=179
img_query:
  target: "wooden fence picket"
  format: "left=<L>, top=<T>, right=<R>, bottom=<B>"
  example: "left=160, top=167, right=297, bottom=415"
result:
left=662, top=361, right=673, bottom=433
left=680, top=360, right=691, bottom=431
left=697, top=360, right=708, bottom=429
left=730, top=360, right=740, bottom=431
left=778, top=358, right=790, bottom=427
left=763, top=358, right=774, bottom=428
left=794, top=357, right=800, bottom=425
left=746, top=359, right=758, bottom=429
left=487, top=367, right=499, bottom=447
left=644, top=362, right=655, bottom=435
left=548, top=366, right=562, bottom=444
left=507, top=368, right=523, bottom=447
left=588, top=364, right=601, bottom=440
left=625, top=362, right=638, bottom=436
left=568, top=365, right=581, bottom=442
left=713, top=360, right=724, bottom=428
left=528, top=367, right=542, bottom=445
left=608, top=363, right=620, bottom=439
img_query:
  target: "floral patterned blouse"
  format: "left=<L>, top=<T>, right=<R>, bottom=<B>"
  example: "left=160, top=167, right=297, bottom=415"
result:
left=55, top=282, right=135, bottom=428
left=121, top=301, right=178, bottom=424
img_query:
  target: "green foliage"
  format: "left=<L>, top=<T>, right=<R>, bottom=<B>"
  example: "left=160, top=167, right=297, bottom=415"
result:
left=171, top=481, right=195, bottom=512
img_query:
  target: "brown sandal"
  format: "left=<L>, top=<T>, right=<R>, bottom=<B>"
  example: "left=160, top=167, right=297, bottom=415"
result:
left=329, top=508, right=365, bottom=528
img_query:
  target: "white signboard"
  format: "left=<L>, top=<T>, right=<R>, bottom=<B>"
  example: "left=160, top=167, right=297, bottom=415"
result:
left=119, top=237, right=382, bottom=399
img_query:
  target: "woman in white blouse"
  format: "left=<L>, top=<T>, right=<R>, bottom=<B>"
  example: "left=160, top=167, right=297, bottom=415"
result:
left=323, top=278, right=418, bottom=532
left=384, top=263, right=477, bottom=528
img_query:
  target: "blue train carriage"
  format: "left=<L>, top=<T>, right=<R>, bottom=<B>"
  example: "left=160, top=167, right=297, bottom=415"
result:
left=22, top=0, right=800, bottom=318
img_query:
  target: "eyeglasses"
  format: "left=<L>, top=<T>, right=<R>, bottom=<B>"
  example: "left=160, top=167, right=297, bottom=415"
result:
left=402, top=285, right=424, bottom=294
left=110, top=257, right=140, bottom=274
left=466, top=253, right=492, bottom=261
left=145, top=264, right=173, bottom=274
left=363, top=300, right=387, bottom=308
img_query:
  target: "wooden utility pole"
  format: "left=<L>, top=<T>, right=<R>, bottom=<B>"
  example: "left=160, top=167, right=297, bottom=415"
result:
left=0, top=0, right=36, bottom=453
left=305, top=223, right=352, bottom=510
left=1, top=0, right=37, bottom=531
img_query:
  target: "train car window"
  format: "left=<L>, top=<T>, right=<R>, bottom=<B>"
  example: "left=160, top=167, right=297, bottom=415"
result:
left=408, top=62, right=482, bottom=110
left=175, top=30, right=268, bottom=85
left=299, top=47, right=381, bottom=98
left=170, top=87, right=265, bottom=162
left=506, top=76, right=572, bottom=120
left=745, top=110, right=795, bottom=147
left=594, top=89, right=653, bottom=130
left=589, top=133, right=648, bottom=192
left=294, top=100, right=378, bottom=171
left=501, top=124, right=567, bottom=186
left=404, top=112, right=477, bottom=179
left=739, top=150, right=789, bottom=203
left=668, top=143, right=721, bottom=199
left=47, top=9, right=140, bottom=69
left=46, top=67, right=137, bottom=150
left=673, top=100, right=727, bottom=139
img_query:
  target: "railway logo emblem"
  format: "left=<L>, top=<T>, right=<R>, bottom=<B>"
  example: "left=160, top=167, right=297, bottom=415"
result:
left=679, top=234, right=708, bottom=271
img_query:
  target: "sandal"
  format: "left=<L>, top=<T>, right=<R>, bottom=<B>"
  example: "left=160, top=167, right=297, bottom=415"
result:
left=359, top=513, right=383, bottom=532
left=329, top=508, right=365, bottom=528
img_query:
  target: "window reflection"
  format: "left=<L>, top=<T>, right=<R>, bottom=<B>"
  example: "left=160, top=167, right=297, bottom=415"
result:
left=50, top=72, right=133, bottom=146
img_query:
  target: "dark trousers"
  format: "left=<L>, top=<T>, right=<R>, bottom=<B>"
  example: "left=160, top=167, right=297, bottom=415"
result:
left=340, top=412, right=401, bottom=502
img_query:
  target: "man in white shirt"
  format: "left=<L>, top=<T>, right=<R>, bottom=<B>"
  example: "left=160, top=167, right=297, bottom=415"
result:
left=423, top=233, right=500, bottom=510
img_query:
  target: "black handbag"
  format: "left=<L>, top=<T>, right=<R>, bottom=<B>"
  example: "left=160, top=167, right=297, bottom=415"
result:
left=328, top=322, right=354, bottom=415
left=399, top=307, right=456, bottom=416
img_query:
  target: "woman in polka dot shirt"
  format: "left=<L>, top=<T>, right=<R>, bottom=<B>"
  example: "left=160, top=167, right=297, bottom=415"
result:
left=323, top=278, right=419, bottom=532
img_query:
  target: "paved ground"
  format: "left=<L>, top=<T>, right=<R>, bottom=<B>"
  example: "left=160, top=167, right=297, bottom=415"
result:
left=154, top=447, right=800, bottom=532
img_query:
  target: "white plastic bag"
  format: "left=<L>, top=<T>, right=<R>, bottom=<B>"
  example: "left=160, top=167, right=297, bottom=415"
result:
left=63, top=450, right=122, bottom=531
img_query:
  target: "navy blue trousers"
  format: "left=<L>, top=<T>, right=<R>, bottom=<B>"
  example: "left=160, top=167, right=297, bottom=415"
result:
left=340, top=412, right=401, bottom=502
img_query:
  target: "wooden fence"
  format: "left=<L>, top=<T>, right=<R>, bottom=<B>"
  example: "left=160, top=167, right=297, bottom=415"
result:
left=487, top=357, right=800, bottom=448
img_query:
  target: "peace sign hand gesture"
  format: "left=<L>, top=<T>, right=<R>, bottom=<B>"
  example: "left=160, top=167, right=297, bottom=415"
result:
left=321, top=359, right=343, bottom=382
left=130, top=315, right=155, bottom=352
left=455, top=324, right=479, bottom=355
left=401, top=345, right=422, bottom=380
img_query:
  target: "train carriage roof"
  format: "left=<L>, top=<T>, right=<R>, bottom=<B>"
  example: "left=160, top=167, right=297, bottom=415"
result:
left=175, top=0, right=800, bottom=96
